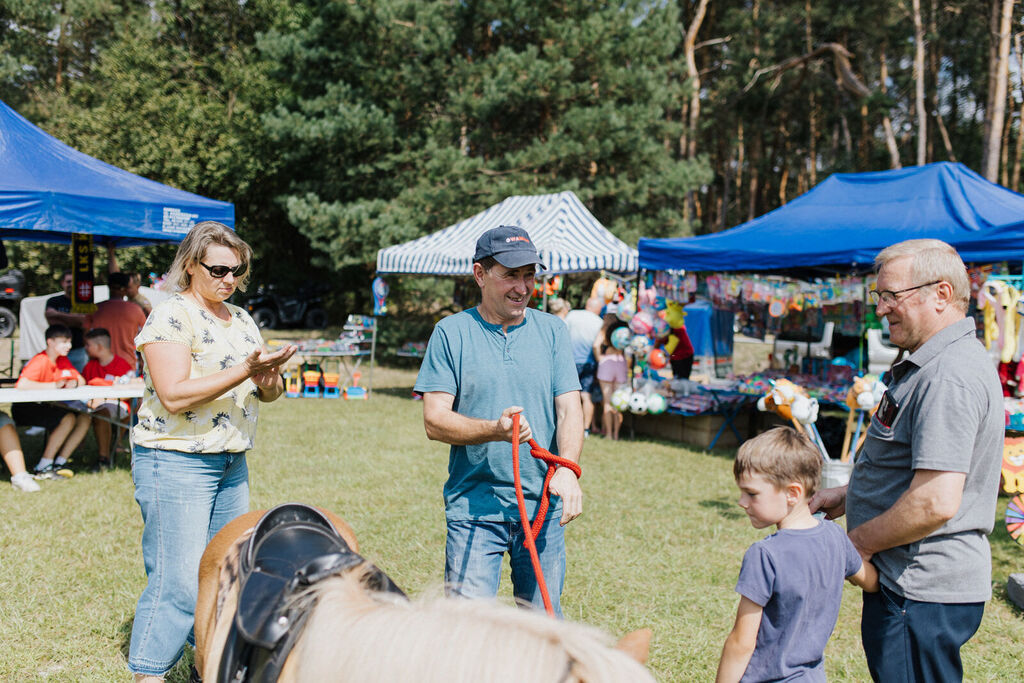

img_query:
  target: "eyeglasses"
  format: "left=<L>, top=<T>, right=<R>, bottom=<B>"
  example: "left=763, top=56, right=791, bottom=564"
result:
left=199, top=261, right=248, bottom=279
left=869, top=280, right=941, bottom=306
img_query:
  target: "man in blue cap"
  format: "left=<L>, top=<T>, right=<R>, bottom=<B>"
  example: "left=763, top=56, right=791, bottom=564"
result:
left=415, top=225, right=584, bottom=615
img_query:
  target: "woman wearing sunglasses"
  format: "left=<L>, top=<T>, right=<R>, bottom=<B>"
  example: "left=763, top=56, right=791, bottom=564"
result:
left=127, top=221, right=297, bottom=682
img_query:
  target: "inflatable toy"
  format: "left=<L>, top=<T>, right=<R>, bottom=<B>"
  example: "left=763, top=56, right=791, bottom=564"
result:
left=610, top=327, right=632, bottom=350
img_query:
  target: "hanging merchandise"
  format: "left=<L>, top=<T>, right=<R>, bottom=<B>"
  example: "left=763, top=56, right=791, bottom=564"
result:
left=372, top=276, right=389, bottom=316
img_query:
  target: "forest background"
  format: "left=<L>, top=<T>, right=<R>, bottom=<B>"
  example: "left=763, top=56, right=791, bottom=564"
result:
left=2, top=0, right=1022, bottom=342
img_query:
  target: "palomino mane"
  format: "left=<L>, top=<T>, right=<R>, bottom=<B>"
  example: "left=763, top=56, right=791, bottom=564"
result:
left=280, top=567, right=655, bottom=683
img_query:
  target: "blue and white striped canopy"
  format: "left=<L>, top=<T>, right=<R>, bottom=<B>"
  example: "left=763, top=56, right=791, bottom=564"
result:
left=376, top=191, right=637, bottom=275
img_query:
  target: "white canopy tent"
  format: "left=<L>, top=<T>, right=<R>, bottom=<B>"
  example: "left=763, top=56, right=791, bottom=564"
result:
left=376, top=191, right=637, bottom=275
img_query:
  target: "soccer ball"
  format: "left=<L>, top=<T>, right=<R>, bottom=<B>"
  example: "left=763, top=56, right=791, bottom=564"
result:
left=611, top=386, right=632, bottom=411
left=646, top=393, right=668, bottom=415
left=628, top=392, right=648, bottom=415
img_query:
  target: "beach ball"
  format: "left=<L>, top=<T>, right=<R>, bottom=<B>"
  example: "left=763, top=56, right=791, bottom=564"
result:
left=611, top=386, right=632, bottom=411
left=648, top=348, right=667, bottom=369
left=610, top=327, right=632, bottom=350
left=629, top=334, right=651, bottom=355
left=616, top=297, right=636, bottom=323
left=628, top=392, right=649, bottom=415
left=629, top=310, right=655, bottom=337
left=647, top=393, right=667, bottom=415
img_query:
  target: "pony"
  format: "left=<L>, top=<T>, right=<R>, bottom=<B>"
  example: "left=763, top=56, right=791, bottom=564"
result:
left=194, top=505, right=654, bottom=683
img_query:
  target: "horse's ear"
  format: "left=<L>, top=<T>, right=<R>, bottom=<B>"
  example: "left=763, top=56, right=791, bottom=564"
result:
left=614, top=628, right=652, bottom=664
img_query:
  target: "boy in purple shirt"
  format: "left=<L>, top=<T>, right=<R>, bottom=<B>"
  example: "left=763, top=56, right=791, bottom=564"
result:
left=717, top=427, right=878, bottom=682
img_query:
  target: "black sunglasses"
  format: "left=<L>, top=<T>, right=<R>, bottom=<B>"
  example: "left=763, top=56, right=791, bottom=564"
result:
left=199, top=261, right=248, bottom=279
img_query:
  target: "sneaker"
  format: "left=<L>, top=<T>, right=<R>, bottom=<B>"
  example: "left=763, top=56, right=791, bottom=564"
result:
left=33, top=463, right=73, bottom=480
left=53, top=462, right=74, bottom=479
left=11, top=472, right=41, bottom=492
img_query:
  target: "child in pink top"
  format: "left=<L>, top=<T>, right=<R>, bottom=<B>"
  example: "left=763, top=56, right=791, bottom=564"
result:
left=593, top=317, right=628, bottom=440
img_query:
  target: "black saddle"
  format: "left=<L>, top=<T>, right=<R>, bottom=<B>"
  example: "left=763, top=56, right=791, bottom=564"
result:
left=213, top=503, right=405, bottom=683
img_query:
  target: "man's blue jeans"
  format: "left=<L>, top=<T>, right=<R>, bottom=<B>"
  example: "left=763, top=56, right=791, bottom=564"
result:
left=127, top=446, right=249, bottom=676
left=862, top=584, right=984, bottom=682
left=445, top=518, right=566, bottom=616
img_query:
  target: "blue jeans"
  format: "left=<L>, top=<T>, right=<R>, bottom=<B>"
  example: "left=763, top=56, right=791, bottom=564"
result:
left=445, top=518, right=566, bottom=616
left=862, top=584, right=985, bottom=682
left=127, top=445, right=249, bottom=676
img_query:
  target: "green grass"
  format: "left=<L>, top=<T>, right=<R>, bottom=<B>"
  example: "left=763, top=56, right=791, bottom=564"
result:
left=1, top=365, right=1023, bottom=681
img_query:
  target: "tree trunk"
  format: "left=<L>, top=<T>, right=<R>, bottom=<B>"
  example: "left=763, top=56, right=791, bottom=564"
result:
left=912, top=0, right=927, bottom=166
left=879, top=46, right=901, bottom=168
left=1011, top=33, right=1024, bottom=190
left=982, top=0, right=1016, bottom=182
left=805, top=0, right=817, bottom=186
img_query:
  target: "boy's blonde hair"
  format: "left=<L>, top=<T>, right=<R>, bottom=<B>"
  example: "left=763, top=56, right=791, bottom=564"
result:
left=733, top=426, right=821, bottom=497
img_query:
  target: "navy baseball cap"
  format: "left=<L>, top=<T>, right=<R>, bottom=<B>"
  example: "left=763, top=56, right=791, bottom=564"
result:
left=473, top=225, right=547, bottom=270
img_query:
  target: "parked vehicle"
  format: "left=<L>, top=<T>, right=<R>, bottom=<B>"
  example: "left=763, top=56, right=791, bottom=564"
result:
left=245, top=283, right=329, bottom=330
left=0, top=269, right=24, bottom=338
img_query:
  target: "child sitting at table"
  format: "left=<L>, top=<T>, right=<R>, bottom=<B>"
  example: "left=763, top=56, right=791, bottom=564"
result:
left=83, top=327, right=137, bottom=467
left=14, top=324, right=92, bottom=479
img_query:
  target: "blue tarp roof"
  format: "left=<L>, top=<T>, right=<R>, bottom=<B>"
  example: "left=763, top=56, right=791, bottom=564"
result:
left=377, top=191, right=637, bottom=275
left=639, top=162, right=1024, bottom=272
left=0, top=99, right=233, bottom=246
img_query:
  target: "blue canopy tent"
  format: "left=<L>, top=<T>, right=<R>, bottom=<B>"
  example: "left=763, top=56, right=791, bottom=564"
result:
left=0, top=98, right=233, bottom=246
left=377, top=191, right=637, bottom=275
left=639, top=162, right=1024, bottom=273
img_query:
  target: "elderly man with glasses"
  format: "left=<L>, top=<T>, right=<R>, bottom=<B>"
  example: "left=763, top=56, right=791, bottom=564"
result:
left=812, top=239, right=1003, bottom=682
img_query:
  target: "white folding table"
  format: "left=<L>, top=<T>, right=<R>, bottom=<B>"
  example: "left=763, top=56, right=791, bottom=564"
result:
left=0, top=385, right=145, bottom=465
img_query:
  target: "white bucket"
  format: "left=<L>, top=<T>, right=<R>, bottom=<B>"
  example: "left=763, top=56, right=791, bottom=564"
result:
left=821, top=460, right=854, bottom=489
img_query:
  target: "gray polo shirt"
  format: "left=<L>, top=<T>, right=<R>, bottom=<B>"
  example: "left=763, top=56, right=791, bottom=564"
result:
left=846, top=317, right=1003, bottom=603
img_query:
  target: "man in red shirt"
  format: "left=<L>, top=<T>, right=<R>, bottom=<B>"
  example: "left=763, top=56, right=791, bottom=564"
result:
left=85, top=272, right=147, bottom=369
left=83, top=328, right=136, bottom=466
left=14, top=324, right=91, bottom=478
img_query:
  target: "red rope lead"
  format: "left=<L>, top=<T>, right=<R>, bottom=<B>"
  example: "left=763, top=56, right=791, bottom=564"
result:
left=510, top=412, right=582, bottom=616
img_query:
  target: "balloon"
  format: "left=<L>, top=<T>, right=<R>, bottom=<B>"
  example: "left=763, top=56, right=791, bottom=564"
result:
left=651, top=316, right=670, bottom=339
left=610, top=327, right=632, bottom=350
left=616, top=297, right=636, bottom=323
left=629, top=310, right=655, bottom=337
left=648, top=348, right=667, bottom=369
left=629, top=334, right=651, bottom=355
